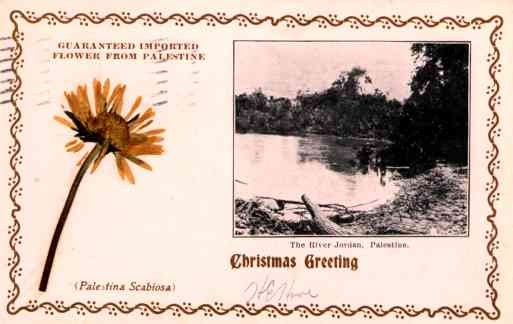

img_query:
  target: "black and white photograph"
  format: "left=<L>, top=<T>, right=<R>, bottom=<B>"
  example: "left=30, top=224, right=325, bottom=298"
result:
left=234, top=41, right=469, bottom=237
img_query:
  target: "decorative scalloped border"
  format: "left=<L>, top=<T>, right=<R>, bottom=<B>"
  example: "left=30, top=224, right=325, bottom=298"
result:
left=6, top=10, right=502, bottom=320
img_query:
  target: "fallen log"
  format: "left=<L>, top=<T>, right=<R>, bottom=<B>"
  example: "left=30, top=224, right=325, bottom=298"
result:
left=301, top=194, right=350, bottom=235
left=256, top=196, right=348, bottom=212
left=347, top=199, right=379, bottom=209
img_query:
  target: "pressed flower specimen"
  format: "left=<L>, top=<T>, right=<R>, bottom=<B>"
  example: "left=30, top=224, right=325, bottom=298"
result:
left=39, top=79, right=165, bottom=291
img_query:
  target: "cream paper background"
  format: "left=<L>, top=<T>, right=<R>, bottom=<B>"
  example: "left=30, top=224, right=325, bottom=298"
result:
left=0, top=0, right=512, bottom=323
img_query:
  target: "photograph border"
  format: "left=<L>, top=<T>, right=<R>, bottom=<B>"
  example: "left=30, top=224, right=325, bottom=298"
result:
left=6, top=10, right=502, bottom=320
left=232, top=39, right=472, bottom=238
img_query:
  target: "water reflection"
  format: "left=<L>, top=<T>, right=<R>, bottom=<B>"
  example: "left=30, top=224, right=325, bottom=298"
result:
left=235, top=133, right=399, bottom=209
left=297, top=135, right=357, bottom=174
left=297, top=135, right=391, bottom=185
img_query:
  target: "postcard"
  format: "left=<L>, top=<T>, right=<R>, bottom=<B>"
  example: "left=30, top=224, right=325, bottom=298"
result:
left=0, top=0, right=512, bottom=323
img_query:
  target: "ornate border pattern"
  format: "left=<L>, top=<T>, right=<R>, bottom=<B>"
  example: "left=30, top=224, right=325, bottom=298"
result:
left=6, top=10, right=502, bottom=320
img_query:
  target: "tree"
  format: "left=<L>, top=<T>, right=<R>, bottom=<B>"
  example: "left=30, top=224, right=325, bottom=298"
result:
left=235, top=66, right=402, bottom=140
left=386, top=43, right=469, bottom=167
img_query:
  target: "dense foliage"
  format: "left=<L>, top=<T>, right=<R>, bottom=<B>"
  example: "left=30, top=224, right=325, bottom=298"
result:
left=235, top=43, right=469, bottom=168
left=384, top=44, right=469, bottom=167
left=236, top=67, right=401, bottom=139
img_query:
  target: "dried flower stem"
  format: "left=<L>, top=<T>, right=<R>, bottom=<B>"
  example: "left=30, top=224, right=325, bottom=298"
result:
left=39, top=144, right=102, bottom=292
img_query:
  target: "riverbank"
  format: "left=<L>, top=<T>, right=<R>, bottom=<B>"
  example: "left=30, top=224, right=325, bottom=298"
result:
left=234, top=166, right=468, bottom=236
left=236, top=131, right=392, bottom=144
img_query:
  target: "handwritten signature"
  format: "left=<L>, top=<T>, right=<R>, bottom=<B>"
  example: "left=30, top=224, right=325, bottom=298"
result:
left=243, top=275, right=319, bottom=303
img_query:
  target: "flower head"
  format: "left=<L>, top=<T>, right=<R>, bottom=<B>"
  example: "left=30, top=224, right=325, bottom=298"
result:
left=54, top=79, right=165, bottom=184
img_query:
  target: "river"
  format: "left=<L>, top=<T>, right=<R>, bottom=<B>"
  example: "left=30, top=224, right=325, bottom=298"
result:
left=235, top=133, right=400, bottom=210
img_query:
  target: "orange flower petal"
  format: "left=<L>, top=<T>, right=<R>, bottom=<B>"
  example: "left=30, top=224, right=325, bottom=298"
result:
left=65, top=92, right=80, bottom=116
left=120, top=156, right=135, bottom=184
left=129, top=133, right=148, bottom=146
left=107, top=84, right=123, bottom=111
left=102, top=78, right=110, bottom=99
left=114, top=152, right=125, bottom=180
left=93, top=79, right=104, bottom=114
left=65, top=139, right=78, bottom=147
left=77, top=85, right=92, bottom=119
left=90, top=143, right=109, bottom=173
left=125, top=96, right=142, bottom=120
left=127, top=144, right=164, bottom=156
left=146, top=136, right=164, bottom=144
left=66, top=141, right=84, bottom=152
left=129, top=108, right=155, bottom=130
left=112, top=85, right=126, bottom=114
left=54, top=115, right=75, bottom=129
left=134, top=119, right=153, bottom=131
left=125, top=154, right=153, bottom=171
left=141, top=128, right=165, bottom=136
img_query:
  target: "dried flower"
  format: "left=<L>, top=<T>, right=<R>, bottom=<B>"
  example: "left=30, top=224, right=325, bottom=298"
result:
left=39, top=79, right=165, bottom=291
left=54, top=79, right=165, bottom=183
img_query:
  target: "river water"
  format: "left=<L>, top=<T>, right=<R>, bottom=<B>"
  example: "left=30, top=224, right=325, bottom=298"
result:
left=235, top=133, right=400, bottom=210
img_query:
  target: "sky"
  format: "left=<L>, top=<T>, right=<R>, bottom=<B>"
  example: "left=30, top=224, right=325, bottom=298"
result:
left=234, top=42, right=417, bottom=102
